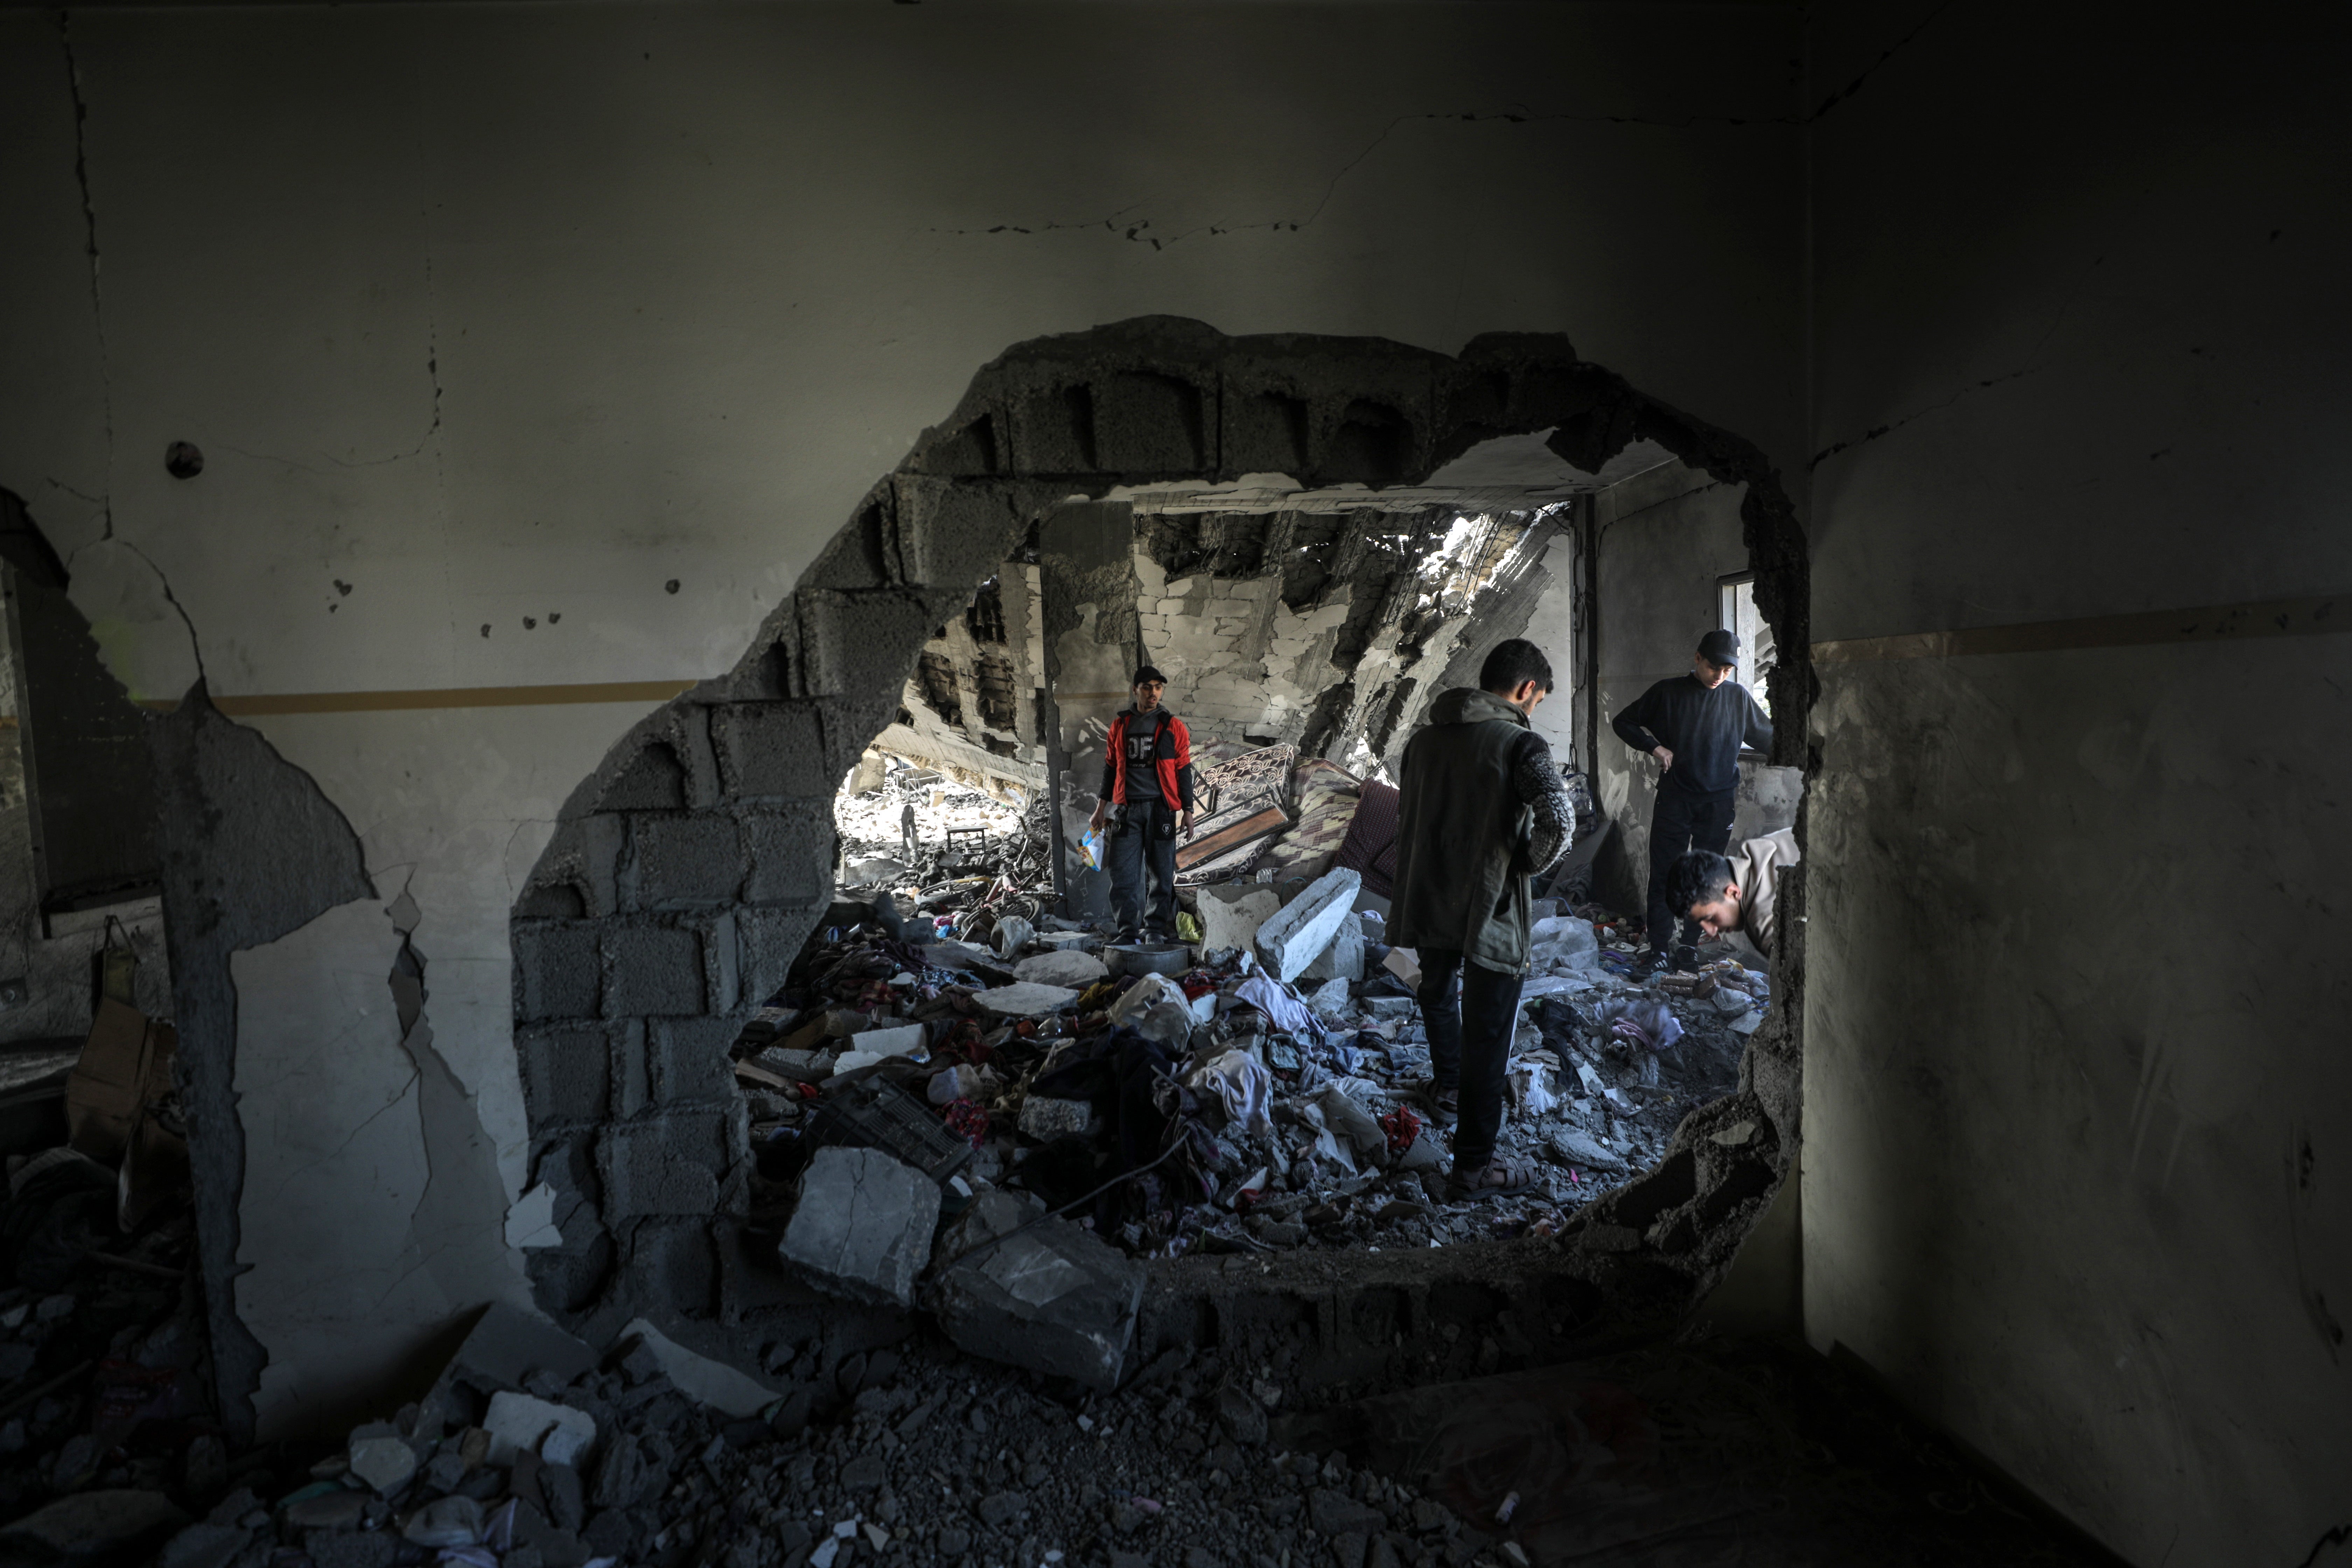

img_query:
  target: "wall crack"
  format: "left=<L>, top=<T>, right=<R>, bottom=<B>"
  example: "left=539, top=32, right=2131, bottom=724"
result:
left=55, top=8, right=114, bottom=537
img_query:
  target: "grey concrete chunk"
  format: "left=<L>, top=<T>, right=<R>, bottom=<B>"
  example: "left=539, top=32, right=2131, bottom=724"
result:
left=1195, top=883, right=1281, bottom=956
left=1017, top=1097, right=1096, bottom=1141
left=1300, top=907, right=1366, bottom=983
left=779, top=1147, right=941, bottom=1308
left=1012, top=950, right=1108, bottom=988
left=972, top=982, right=1079, bottom=1018
left=1254, top=868, right=1362, bottom=983
left=1547, top=1128, right=1630, bottom=1173
left=616, top=1318, right=777, bottom=1418
left=346, top=1423, right=418, bottom=1493
left=483, top=1391, right=596, bottom=1466
left=927, top=1191, right=1144, bottom=1391
left=443, top=1300, right=598, bottom=1392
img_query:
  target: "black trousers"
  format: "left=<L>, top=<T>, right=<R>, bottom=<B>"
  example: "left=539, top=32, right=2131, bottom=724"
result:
left=1108, top=801, right=1179, bottom=939
left=1646, top=784, right=1736, bottom=953
left=1415, top=948, right=1523, bottom=1172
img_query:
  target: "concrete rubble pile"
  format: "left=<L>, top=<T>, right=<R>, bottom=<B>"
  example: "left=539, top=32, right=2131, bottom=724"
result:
left=831, top=756, right=1046, bottom=903
left=737, top=746, right=1772, bottom=1388
left=136, top=1302, right=1528, bottom=1568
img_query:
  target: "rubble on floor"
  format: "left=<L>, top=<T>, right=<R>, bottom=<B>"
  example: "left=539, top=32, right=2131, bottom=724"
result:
left=738, top=742, right=1769, bottom=1403
left=133, top=1308, right=1537, bottom=1568
left=0, top=966, right=209, bottom=1550
left=126, top=1315, right=2104, bottom=1568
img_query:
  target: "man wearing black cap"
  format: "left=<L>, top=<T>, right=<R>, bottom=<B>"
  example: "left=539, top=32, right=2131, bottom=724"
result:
left=1610, top=629, right=1774, bottom=973
left=1089, top=667, right=1196, bottom=943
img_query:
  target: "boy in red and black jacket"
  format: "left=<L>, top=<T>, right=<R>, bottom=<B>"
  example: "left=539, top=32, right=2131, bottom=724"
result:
left=1087, top=666, right=1197, bottom=942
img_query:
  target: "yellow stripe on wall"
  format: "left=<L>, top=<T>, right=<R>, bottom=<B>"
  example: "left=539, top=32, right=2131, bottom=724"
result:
left=1812, top=593, right=2347, bottom=665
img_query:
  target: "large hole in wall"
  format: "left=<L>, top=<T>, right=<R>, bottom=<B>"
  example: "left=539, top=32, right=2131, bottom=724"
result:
left=509, top=319, right=1810, bottom=1359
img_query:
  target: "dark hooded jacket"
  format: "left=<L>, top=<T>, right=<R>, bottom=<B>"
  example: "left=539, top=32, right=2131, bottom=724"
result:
left=1388, top=687, right=1544, bottom=973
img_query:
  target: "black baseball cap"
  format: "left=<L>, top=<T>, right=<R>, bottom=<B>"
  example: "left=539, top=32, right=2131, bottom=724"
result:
left=1133, top=666, right=1168, bottom=686
left=1698, top=630, right=1740, bottom=667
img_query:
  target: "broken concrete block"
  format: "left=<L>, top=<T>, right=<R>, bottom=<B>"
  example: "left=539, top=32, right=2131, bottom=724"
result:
left=779, top=1147, right=941, bottom=1308
left=1306, top=976, right=1353, bottom=1020
left=972, top=982, right=1079, bottom=1018
left=1031, top=930, right=1098, bottom=951
left=616, top=1318, right=777, bottom=1419
left=482, top=1391, right=596, bottom=1468
left=1254, top=868, right=1362, bottom=983
left=927, top=1191, right=1145, bottom=1391
left=1546, top=1128, right=1629, bottom=1173
left=1018, top=1097, right=1097, bottom=1141
left=1013, top=949, right=1109, bottom=989
left=855, top=1022, right=928, bottom=1059
left=402, top=1494, right=484, bottom=1549
left=1195, top=884, right=1281, bottom=956
left=345, top=1423, right=418, bottom=1493
left=1301, top=909, right=1366, bottom=983
left=416, top=1302, right=599, bottom=1437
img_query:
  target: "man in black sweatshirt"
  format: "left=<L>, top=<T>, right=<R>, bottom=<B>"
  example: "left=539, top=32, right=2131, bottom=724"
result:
left=1611, top=629, right=1773, bottom=972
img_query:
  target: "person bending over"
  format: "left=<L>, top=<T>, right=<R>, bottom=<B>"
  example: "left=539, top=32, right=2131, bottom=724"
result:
left=1610, top=628, right=1773, bottom=974
left=1666, top=829, right=1800, bottom=960
left=1389, top=638, right=1574, bottom=1201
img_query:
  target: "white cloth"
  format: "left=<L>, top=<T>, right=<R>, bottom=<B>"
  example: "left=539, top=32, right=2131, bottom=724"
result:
left=1184, top=1049, right=1272, bottom=1135
left=1233, top=974, right=1322, bottom=1038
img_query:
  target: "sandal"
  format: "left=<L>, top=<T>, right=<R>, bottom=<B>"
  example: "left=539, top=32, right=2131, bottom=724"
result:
left=1445, top=1156, right=1538, bottom=1202
left=1414, top=1084, right=1460, bottom=1127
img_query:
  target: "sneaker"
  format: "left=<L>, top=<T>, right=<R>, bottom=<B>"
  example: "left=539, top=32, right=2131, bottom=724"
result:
left=1667, top=944, right=1700, bottom=974
left=1630, top=947, right=1670, bottom=980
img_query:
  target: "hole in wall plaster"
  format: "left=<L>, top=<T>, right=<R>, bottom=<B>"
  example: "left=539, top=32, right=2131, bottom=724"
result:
left=507, top=318, right=1812, bottom=1355
left=164, top=441, right=204, bottom=479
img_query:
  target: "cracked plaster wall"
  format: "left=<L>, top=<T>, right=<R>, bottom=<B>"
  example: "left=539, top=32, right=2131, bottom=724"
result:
left=1802, top=3, right=2352, bottom=1562
left=0, top=1, right=1807, bottom=1432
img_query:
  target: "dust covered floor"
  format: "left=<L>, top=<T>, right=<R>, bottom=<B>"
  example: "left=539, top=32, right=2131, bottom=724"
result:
left=194, top=1324, right=2112, bottom=1568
